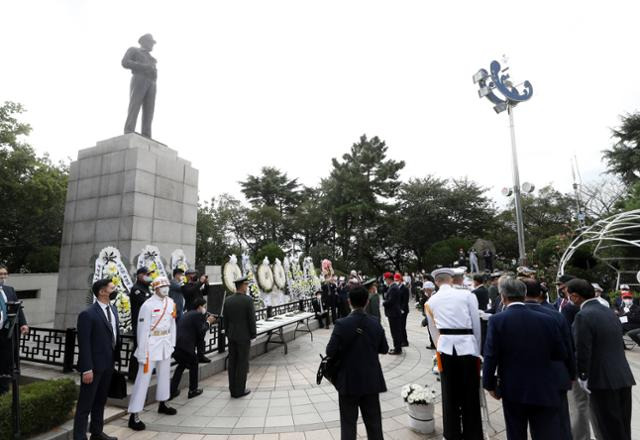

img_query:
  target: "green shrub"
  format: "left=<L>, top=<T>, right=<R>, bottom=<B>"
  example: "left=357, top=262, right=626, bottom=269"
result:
left=0, top=378, right=77, bottom=438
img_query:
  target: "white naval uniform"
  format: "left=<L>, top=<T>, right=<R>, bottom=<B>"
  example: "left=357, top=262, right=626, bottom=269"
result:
left=425, top=283, right=481, bottom=356
left=128, top=294, right=176, bottom=413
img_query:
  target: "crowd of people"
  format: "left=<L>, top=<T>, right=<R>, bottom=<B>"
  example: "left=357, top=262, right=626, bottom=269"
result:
left=2, top=258, right=637, bottom=440
left=318, top=265, right=637, bottom=440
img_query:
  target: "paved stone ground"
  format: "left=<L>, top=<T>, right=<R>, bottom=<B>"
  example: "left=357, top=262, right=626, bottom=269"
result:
left=104, top=308, right=640, bottom=440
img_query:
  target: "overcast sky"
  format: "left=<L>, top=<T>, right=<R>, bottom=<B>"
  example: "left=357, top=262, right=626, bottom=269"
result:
left=1, top=1, right=637, bottom=204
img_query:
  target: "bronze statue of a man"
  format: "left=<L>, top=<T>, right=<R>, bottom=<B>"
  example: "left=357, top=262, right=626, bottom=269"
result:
left=122, top=34, right=157, bottom=138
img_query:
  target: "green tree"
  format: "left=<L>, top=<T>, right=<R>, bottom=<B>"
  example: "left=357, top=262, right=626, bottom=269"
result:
left=240, top=167, right=301, bottom=247
left=254, top=242, right=285, bottom=265
left=0, top=102, right=68, bottom=272
left=603, top=113, right=640, bottom=183
left=322, top=134, right=405, bottom=272
left=290, top=186, right=333, bottom=256
left=195, top=194, right=246, bottom=270
left=396, top=177, right=497, bottom=269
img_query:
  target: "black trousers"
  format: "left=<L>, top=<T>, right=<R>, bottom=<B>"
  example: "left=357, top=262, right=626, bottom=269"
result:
left=0, top=331, right=12, bottom=395
left=387, top=316, right=403, bottom=352
left=128, top=332, right=139, bottom=380
left=338, top=393, right=383, bottom=440
left=329, top=305, right=338, bottom=324
left=170, top=349, right=199, bottom=393
left=227, top=340, right=250, bottom=397
left=401, top=311, right=408, bottom=345
left=73, top=368, right=113, bottom=440
left=590, top=387, right=632, bottom=440
left=502, top=399, right=563, bottom=440
left=315, top=312, right=330, bottom=329
left=439, top=351, right=483, bottom=440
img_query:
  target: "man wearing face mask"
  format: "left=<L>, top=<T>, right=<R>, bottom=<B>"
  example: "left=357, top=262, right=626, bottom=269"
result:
left=616, top=291, right=640, bottom=333
left=128, top=267, right=153, bottom=379
left=128, top=277, right=178, bottom=431
left=73, top=279, right=120, bottom=440
left=170, top=298, right=216, bottom=399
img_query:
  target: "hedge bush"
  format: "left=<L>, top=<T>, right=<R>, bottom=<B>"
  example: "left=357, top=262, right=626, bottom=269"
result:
left=0, top=378, right=77, bottom=439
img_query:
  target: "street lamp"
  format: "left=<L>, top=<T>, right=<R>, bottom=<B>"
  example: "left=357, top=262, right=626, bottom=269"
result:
left=474, top=59, right=533, bottom=265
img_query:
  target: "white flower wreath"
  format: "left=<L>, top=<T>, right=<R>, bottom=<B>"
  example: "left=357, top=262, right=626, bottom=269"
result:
left=257, top=257, right=275, bottom=292
left=273, top=258, right=287, bottom=289
left=223, top=255, right=243, bottom=292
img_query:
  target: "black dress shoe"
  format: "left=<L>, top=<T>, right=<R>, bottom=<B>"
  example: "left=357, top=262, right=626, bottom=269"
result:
left=90, top=433, right=117, bottom=440
left=158, top=401, right=177, bottom=415
left=169, top=389, right=181, bottom=401
left=388, top=349, right=402, bottom=355
left=232, top=389, right=251, bottom=398
left=198, top=356, right=212, bottom=363
left=128, top=413, right=145, bottom=431
left=188, top=388, right=204, bottom=399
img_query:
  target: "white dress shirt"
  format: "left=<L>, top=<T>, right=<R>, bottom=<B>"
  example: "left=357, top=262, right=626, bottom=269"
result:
left=99, top=301, right=117, bottom=342
left=425, top=283, right=482, bottom=357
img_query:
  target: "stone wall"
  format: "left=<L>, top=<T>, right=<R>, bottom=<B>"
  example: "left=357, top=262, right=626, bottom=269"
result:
left=54, top=134, right=198, bottom=329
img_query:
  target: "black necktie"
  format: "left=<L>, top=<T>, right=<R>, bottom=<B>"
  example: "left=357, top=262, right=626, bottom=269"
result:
left=105, top=306, right=115, bottom=349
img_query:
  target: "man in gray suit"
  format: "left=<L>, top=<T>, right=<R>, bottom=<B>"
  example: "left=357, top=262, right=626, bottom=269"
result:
left=568, top=278, right=636, bottom=440
left=223, top=276, right=256, bottom=398
left=122, top=33, right=157, bottom=138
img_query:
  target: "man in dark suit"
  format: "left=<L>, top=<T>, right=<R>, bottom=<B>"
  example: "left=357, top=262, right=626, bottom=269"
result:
left=396, top=273, right=410, bottom=347
left=382, top=272, right=403, bottom=354
left=311, top=290, right=330, bottom=329
left=326, top=286, right=389, bottom=440
left=322, top=275, right=338, bottom=325
left=0, top=264, right=29, bottom=396
left=483, top=275, right=568, bottom=440
left=523, top=279, right=575, bottom=440
left=182, top=269, right=211, bottom=363
left=169, top=268, right=185, bottom=323
left=223, top=276, right=257, bottom=398
left=73, top=279, right=120, bottom=440
left=568, top=279, right=636, bottom=440
left=472, top=274, right=490, bottom=311
left=170, top=298, right=215, bottom=399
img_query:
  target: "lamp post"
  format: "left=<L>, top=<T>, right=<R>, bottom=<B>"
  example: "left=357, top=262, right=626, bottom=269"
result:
left=473, top=59, right=533, bottom=266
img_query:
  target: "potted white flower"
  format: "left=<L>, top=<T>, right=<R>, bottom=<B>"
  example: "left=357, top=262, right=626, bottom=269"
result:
left=401, top=384, right=437, bottom=434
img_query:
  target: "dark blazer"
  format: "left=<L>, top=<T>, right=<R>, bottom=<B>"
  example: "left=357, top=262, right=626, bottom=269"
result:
left=169, top=279, right=185, bottom=322
left=561, top=302, right=580, bottom=327
left=129, top=281, right=150, bottom=331
left=399, top=284, right=410, bottom=313
left=223, top=293, right=257, bottom=342
left=472, top=285, right=490, bottom=310
left=573, top=299, right=636, bottom=390
left=175, top=310, right=209, bottom=354
left=524, top=301, right=576, bottom=390
left=312, top=297, right=328, bottom=316
left=483, top=304, right=567, bottom=407
left=182, top=281, right=206, bottom=311
left=322, top=282, right=337, bottom=307
left=382, top=284, right=403, bottom=318
left=326, top=310, right=389, bottom=396
left=77, top=302, right=120, bottom=373
left=1, top=285, right=27, bottom=326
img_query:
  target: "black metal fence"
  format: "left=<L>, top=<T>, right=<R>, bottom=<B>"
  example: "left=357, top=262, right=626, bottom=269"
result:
left=20, top=298, right=313, bottom=376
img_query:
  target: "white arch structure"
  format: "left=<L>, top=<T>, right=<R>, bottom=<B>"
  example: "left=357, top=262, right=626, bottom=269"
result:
left=558, top=209, right=640, bottom=289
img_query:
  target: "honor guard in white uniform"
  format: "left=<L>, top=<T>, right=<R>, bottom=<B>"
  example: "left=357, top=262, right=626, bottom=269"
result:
left=128, top=277, right=178, bottom=431
left=425, top=268, right=483, bottom=440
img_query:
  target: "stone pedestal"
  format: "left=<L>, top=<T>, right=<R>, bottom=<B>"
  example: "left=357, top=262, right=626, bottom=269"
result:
left=54, top=134, right=198, bottom=329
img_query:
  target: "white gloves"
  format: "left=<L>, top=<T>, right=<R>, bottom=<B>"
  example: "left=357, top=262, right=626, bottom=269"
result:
left=578, top=378, right=591, bottom=394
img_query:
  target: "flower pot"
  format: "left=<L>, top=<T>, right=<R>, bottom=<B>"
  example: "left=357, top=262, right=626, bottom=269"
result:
left=406, top=402, right=435, bottom=434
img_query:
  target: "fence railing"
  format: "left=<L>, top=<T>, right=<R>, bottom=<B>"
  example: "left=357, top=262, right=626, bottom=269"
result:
left=21, top=297, right=313, bottom=377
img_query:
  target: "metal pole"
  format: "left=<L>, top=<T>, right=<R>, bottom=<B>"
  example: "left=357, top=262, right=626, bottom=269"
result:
left=508, top=104, right=527, bottom=265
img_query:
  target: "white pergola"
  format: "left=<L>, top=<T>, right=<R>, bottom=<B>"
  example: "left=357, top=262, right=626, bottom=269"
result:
left=558, top=209, right=640, bottom=290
